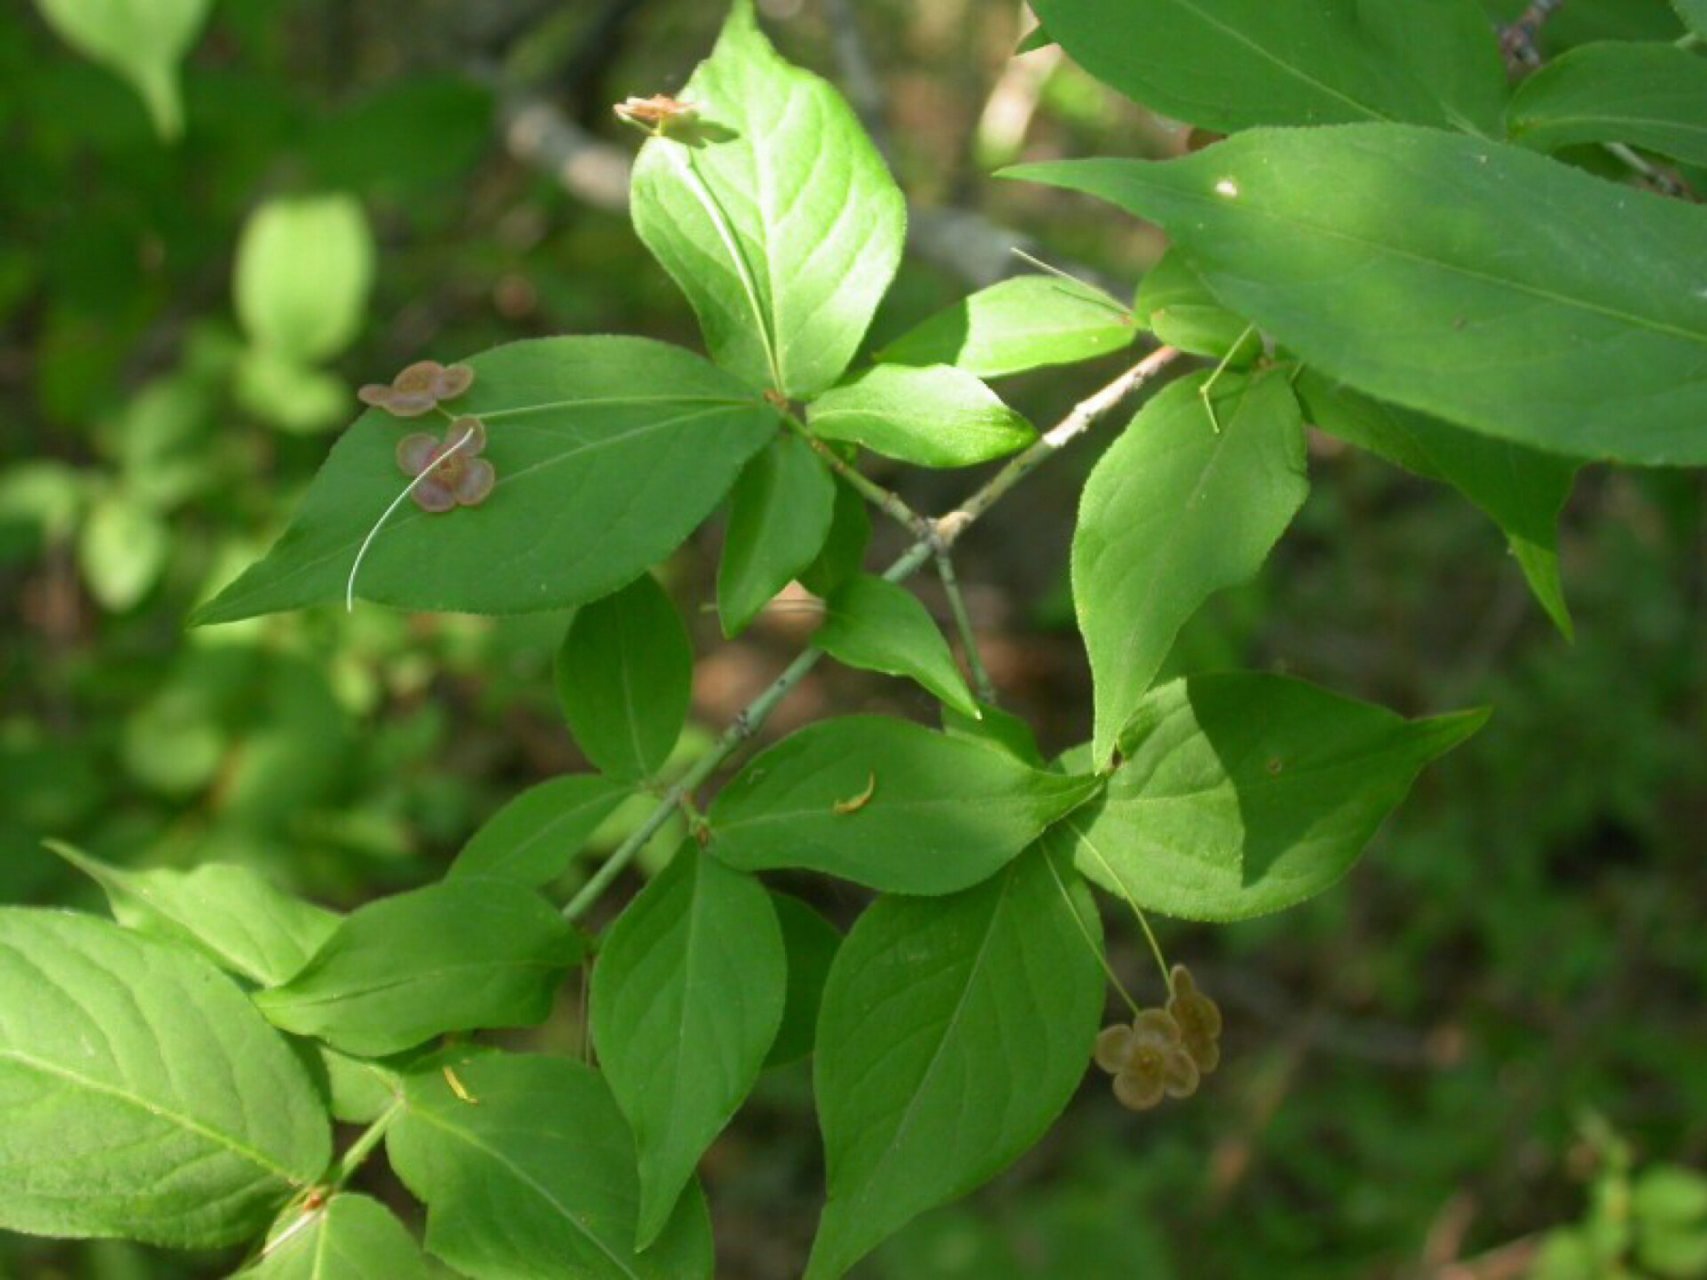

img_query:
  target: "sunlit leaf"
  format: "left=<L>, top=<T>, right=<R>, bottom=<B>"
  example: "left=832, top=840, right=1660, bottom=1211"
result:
left=1012, top=126, right=1707, bottom=464
left=718, top=432, right=836, bottom=636
left=235, top=195, right=374, bottom=365
left=877, top=275, right=1136, bottom=378
left=629, top=0, right=905, bottom=397
left=33, top=0, right=210, bottom=138
left=1054, top=673, right=1487, bottom=921
left=808, top=365, right=1036, bottom=468
left=47, top=840, right=339, bottom=987
left=0, top=909, right=330, bottom=1246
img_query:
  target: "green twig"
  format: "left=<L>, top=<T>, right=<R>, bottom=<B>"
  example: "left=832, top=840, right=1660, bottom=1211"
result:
left=561, top=345, right=1184, bottom=923
left=331, top=1101, right=401, bottom=1190
left=934, top=543, right=996, bottom=705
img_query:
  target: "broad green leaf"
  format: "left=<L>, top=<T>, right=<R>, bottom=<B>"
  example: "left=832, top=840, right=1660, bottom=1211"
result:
left=388, top=1053, right=714, bottom=1279
left=1075, top=370, right=1308, bottom=767
left=449, top=773, right=633, bottom=885
left=1134, top=250, right=1261, bottom=361
left=253, top=880, right=583, bottom=1056
left=1027, top=0, right=1505, bottom=134
left=629, top=0, right=905, bottom=397
left=808, top=365, right=1036, bottom=468
left=241, top=1194, right=429, bottom=1279
left=235, top=196, right=375, bottom=364
left=941, top=701, right=1046, bottom=767
left=1677, top=0, right=1707, bottom=38
left=816, top=574, right=978, bottom=717
left=48, top=840, right=340, bottom=987
left=591, top=847, right=786, bottom=1248
left=1298, top=372, right=1579, bottom=638
left=556, top=574, right=694, bottom=781
left=1010, top=126, right=1707, bottom=465
left=1507, top=41, right=1707, bottom=167
left=314, top=1047, right=401, bottom=1125
left=718, top=431, right=836, bottom=635
left=79, top=489, right=169, bottom=612
left=33, top=0, right=210, bottom=138
left=798, top=474, right=871, bottom=597
left=805, top=846, right=1104, bottom=1279
left=710, top=715, right=1102, bottom=894
left=194, top=337, right=778, bottom=622
left=876, top=275, right=1136, bottom=378
left=1054, top=674, right=1488, bottom=921
left=0, top=908, right=331, bottom=1246
left=764, top=892, right=841, bottom=1068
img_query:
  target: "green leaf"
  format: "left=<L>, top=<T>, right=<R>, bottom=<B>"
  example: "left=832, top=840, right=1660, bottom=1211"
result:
left=555, top=574, right=695, bottom=781
left=235, top=195, right=374, bottom=365
left=805, top=846, right=1104, bottom=1279
left=313, top=1047, right=402, bottom=1125
left=79, top=489, right=170, bottom=612
left=1010, top=126, right=1707, bottom=465
left=241, top=1194, right=430, bottom=1279
left=718, top=431, right=836, bottom=636
left=591, top=847, right=786, bottom=1248
left=629, top=0, right=905, bottom=397
left=1676, top=0, right=1707, bottom=38
left=194, top=337, right=778, bottom=623
left=33, top=0, right=210, bottom=138
left=1507, top=41, right=1707, bottom=168
left=1635, top=1164, right=1707, bottom=1224
left=1075, top=369, right=1308, bottom=767
left=47, top=840, right=340, bottom=987
left=1027, top=0, right=1505, bottom=134
left=808, top=365, right=1037, bottom=468
left=253, top=880, right=583, bottom=1056
left=798, top=473, right=872, bottom=597
left=1134, top=250, right=1261, bottom=361
left=876, top=275, right=1137, bottom=378
left=815, top=574, right=978, bottom=717
left=0, top=908, right=331, bottom=1246
left=710, top=715, right=1102, bottom=894
left=449, top=773, right=633, bottom=886
left=1054, top=673, right=1488, bottom=921
left=764, top=892, right=841, bottom=1068
left=388, top=1053, right=714, bottom=1279
left=1298, top=372, right=1579, bottom=638
left=941, top=701, right=1046, bottom=767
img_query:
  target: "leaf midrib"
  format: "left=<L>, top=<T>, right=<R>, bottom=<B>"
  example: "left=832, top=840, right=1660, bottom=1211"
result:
left=0, top=1046, right=303, bottom=1184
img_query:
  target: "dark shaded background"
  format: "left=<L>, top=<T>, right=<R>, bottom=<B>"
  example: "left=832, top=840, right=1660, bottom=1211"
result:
left=3, top=1, right=1703, bottom=1276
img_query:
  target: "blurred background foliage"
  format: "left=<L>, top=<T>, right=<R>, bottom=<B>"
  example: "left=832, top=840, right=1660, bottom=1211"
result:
left=2, top=1, right=1703, bottom=1277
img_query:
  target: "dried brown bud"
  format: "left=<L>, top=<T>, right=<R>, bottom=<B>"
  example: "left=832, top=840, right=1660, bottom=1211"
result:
left=1096, top=1008, right=1200, bottom=1111
left=1167, top=964, right=1223, bottom=1075
left=614, top=94, right=697, bottom=130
